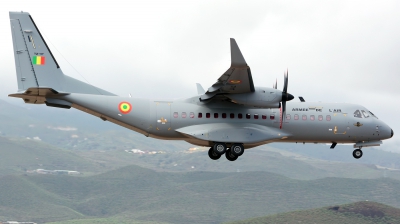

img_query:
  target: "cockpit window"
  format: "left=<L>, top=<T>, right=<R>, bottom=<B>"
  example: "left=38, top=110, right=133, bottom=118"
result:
left=369, top=111, right=378, bottom=119
left=354, top=110, right=362, bottom=118
left=361, top=110, right=369, bottom=118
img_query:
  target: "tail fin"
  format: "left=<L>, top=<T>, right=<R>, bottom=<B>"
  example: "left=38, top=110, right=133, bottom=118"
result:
left=9, top=11, right=115, bottom=96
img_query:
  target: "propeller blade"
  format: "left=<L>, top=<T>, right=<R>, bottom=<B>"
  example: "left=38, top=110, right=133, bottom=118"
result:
left=283, top=69, right=288, bottom=93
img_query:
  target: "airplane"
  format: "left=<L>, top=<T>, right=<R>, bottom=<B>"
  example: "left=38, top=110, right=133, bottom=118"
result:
left=8, top=11, right=393, bottom=161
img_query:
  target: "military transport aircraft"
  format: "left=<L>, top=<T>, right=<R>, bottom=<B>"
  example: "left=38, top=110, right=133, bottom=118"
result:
left=8, top=11, right=393, bottom=161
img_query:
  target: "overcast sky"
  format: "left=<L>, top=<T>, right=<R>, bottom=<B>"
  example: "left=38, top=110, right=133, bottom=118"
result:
left=1, top=0, right=399, bottom=151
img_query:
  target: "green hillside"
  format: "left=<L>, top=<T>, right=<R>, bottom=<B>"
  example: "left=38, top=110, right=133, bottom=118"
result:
left=1, top=165, right=400, bottom=223
left=226, top=201, right=400, bottom=224
left=0, top=137, right=103, bottom=176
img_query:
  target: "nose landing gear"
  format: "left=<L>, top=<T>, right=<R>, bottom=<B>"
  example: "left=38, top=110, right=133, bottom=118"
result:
left=208, top=142, right=244, bottom=161
left=353, top=148, right=363, bottom=159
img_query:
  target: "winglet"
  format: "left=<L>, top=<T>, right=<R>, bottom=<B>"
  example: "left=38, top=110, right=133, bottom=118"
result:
left=196, top=83, right=205, bottom=95
left=230, top=38, right=247, bottom=68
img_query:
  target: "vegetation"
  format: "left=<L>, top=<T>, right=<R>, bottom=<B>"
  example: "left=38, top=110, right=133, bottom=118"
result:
left=226, top=201, right=400, bottom=224
left=0, top=165, right=400, bottom=223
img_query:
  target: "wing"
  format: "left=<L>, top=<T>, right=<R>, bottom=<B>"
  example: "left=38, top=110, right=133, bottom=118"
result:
left=176, top=123, right=290, bottom=144
left=200, top=38, right=255, bottom=101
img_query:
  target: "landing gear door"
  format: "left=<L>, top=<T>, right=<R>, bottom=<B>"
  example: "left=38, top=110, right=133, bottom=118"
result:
left=155, top=101, right=171, bottom=131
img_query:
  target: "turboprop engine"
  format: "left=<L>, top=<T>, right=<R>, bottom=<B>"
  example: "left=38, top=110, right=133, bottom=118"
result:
left=226, top=87, right=282, bottom=108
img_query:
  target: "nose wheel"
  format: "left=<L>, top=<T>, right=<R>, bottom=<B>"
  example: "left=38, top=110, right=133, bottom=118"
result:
left=353, top=148, right=363, bottom=159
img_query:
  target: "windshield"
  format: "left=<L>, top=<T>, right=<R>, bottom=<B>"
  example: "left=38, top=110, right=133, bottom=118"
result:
left=368, top=111, right=378, bottom=119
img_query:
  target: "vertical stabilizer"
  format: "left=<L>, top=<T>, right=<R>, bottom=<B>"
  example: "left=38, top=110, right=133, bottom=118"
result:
left=9, top=11, right=114, bottom=96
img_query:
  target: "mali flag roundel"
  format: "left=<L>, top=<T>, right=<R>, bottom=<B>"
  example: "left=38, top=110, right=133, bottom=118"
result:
left=118, top=102, right=132, bottom=114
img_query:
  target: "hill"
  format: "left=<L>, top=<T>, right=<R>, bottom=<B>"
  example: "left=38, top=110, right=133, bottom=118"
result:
left=226, top=201, right=400, bottom=224
left=0, top=136, right=104, bottom=176
left=1, top=165, right=400, bottom=223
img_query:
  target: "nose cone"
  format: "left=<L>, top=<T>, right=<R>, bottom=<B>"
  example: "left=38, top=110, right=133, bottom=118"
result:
left=391, top=129, right=394, bottom=138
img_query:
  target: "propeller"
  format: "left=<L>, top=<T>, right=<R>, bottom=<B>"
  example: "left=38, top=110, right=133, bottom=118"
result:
left=280, top=69, right=294, bottom=129
left=273, top=79, right=277, bottom=89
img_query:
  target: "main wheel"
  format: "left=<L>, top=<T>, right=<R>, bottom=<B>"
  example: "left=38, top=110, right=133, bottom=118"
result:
left=353, top=149, right=363, bottom=159
left=213, top=142, right=227, bottom=155
left=225, top=149, right=238, bottom=161
left=230, top=143, right=245, bottom=156
left=208, top=147, right=221, bottom=160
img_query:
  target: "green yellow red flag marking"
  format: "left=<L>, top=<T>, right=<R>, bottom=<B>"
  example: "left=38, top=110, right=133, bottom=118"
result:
left=118, top=102, right=132, bottom=114
left=32, top=56, right=45, bottom=65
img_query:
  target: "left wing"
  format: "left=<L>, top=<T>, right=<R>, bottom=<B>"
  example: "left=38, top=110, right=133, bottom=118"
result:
left=200, top=38, right=255, bottom=101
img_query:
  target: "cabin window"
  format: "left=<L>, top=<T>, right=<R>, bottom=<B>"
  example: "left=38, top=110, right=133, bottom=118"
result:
left=198, top=112, right=202, bottom=118
left=246, top=113, right=251, bottom=119
left=230, top=113, right=235, bottom=119
left=173, top=112, right=178, bottom=118
left=270, top=114, right=275, bottom=120
left=214, top=113, right=218, bottom=118
left=190, top=112, right=195, bottom=118
left=302, top=115, right=307, bottom=120
left=326, top=115, right=331, bottom=121
left=262, top=115, right=267, bottom=119
left=222, top=113, right=227, bottom=118
left=361, top=110, right=369, bottom=118
left=354, top=110, right=362, bottom=118
left=294, top=114, right=299, bottom=120
left=238, top=113, right=243, bottom=119
left=318, top=115, right=323, bottom=121
left=254, top=114, right=259, bottom=119
left=181, top=112, right=187, bottom=118
left=310, top=115, right=315, bottom=121
left=286, top=114, right=291, bottom=120
left=206, top=113, right=210, bottom=118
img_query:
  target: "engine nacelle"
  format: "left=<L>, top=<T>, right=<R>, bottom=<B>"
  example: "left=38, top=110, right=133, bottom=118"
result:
left=226, top=87, right=282, bottom=108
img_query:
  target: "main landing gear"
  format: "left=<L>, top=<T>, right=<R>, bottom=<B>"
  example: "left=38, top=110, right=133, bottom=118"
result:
left=353, top=148, right=363, bottom=159
left=208, top=142, right=245, bottom=161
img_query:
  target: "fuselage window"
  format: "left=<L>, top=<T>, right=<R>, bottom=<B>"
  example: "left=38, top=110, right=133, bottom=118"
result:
left=238, top=113, right=243, bottom=119
left=230, top=113, right=235, bottom=119
left=182, top=112, right=187, bottom=118
left=286, top=114, right=291, bottom=120
left=361, top=110, right=369, bottom=118
left=262, top=115, right=267, bottom=119
left=246, top=113, right=251, bottom=119
left=206, top=113, right=210, bottom=118
left=222, top=113, right=227, bottom=118
left=190, top=112, right=195, bottom=118
left=302, top=115, right=307, bottom=120
left=254, top=114, right=259, bottom=119
left=354, top=110, right=362, bottom=118
left=173, top=112, right=178, bottom=118
left=310, top=115, right=315, bottom=121
left=214, top=113, right=219, bottom=118
left=318, top=115, right=323, bottom=121
left=270, top=114, right=275, bottom=120
left=294, top=114, right=299, bottom=120
left=326, top=115, right=331, bottom=121
left=198, top=112, right=202, bottom=118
